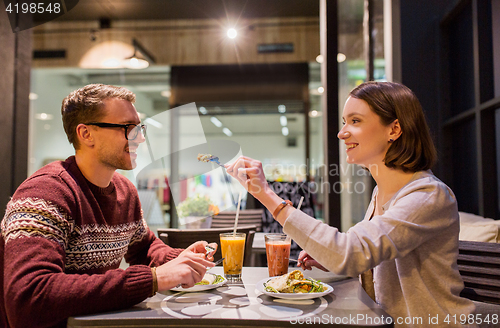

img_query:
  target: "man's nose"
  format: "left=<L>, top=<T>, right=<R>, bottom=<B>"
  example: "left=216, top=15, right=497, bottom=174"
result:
left=136, top=129, right=146, bottom=144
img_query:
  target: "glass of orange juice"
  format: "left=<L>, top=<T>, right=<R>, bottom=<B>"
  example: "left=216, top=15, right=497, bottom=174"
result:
left=265, top=233, right=291, bottom=277
left=219, top=232, right=246, bottom=281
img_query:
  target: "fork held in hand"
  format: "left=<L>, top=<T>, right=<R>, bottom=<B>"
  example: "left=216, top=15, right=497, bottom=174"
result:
left=208, top=156, right=225, bottom=168
left=200, top=155, right=237, bottom=207
left=213, top=257, right=225, bottom=266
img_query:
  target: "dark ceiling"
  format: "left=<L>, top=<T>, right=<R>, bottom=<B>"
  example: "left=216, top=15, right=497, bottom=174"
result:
left=41, top=0, right=319, bottom=22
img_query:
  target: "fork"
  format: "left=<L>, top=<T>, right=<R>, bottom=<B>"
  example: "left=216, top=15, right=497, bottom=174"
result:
left=213, top=257, right=225, bottom=266
left=206, top=257, right=225, bottom=273
left=207, top=156, right=225, bottom=168
left=205, top=156, right=237, bottom=207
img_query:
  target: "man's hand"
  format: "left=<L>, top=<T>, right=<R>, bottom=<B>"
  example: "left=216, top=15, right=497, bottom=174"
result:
left=183, top=241, right=218, bottom=261
left=155, top=251, right=215, bottom=291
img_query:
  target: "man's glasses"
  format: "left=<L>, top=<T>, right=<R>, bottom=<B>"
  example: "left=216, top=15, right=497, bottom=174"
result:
left=84, top=122, right=147, bottom=140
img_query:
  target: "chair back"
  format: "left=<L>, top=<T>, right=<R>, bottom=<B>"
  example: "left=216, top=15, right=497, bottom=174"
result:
left=458, top=240, right=500, bottom=304
left=211, top=209, right=264, bottom=232
left=158, top=225, right=256, bottom=267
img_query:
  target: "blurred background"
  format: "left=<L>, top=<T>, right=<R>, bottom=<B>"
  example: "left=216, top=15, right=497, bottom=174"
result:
left=2, top=0, right=500, bottom=233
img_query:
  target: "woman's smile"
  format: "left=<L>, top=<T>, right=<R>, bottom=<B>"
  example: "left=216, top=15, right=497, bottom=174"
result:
left=346, top=143, right=358, bottom=151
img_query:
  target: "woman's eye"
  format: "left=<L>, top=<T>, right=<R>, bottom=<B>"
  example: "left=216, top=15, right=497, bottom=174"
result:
left=352, top=119, right=360, bottom=124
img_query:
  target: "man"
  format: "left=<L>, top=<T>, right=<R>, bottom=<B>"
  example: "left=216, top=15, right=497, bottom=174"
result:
left=0, top=84, right=215, bottom=328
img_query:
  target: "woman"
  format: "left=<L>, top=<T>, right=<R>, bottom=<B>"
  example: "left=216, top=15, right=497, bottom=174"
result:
left=226, top=82, right=475, bottom=327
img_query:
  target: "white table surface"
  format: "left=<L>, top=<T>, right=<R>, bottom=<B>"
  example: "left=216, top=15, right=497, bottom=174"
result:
left=68, top=267, right=393, bottom=328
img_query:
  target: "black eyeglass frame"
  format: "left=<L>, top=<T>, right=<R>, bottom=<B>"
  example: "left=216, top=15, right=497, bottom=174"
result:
left=84, top=122, right=147, bottom=140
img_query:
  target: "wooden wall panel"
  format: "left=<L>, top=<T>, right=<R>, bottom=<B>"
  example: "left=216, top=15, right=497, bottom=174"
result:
left=0, top=3, right=32, bottom=215
left=0, top=2, right=16, bottom=211
left=32, top=17, right=319, bottom=67
left=170, top=63, right=309, bottom=105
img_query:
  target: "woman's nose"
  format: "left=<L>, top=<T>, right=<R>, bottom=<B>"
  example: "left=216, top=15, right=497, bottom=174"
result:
left=337, top=127, right=350, bottom=140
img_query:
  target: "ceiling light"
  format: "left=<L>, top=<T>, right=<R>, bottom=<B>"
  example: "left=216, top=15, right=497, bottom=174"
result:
left=316, top=54, right=324, bottom=63
left=144, top=117, right=163, bottom=129
left=124, top=56, right=149, bottom=69
left=337, top=53, right=346, bottom=63
left=222, top=128, right=233, bottom=136
left=79, top=41, right=133, bottom=69
left=102, top=58, right=122, bottom=68
left=161, top=90, right=171, bottom=98
left=280, top=116, right=287, bottom=126
left=29, top=93, right=38, bottom=100
left=227, top=28, right=237, bottom=39
left=199, top=107, right=208, bottom=115
left=308, top=110, right=322, bottom=117
left=282, top=127, right=289, bottom=136
left=123, top=39, right=156, bottom=69
left=35, top=113, right=53, bottom=120
left=318, top=86, right=324, bottom=94
left=278, top=105, right=286, bottom=113
left=210, top=117, right=223, bottom=127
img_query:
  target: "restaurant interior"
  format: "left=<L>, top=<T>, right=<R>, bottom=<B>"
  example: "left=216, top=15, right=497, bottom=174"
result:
left=2, top=0, right=500, bottom=239
left=2, top=0, right=500, bottom=326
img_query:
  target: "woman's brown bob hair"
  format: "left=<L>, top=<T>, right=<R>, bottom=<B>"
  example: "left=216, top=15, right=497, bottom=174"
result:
left=349, top=81, right=437, bottom=172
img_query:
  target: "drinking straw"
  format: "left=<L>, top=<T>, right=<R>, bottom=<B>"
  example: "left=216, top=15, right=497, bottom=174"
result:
left=233, top=191, right=243, bottom=236
left=297, top=196, right=304, bottom=211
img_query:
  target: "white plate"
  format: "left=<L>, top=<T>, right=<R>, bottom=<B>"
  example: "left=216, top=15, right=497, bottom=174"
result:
left=255, top=277, right=333, bottom=300
left=171, top=275, right=227, bottom=292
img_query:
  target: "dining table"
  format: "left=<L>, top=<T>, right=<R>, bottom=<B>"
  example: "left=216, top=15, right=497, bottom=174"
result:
left=67, top=267, right=394, bottom=328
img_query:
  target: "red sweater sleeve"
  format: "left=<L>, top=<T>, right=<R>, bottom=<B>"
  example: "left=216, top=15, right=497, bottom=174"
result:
left=0, top=160, right=163, bottom=328
left=125, top=225, right=183, bottom=267
left=3, top=235, right=153, bottom=328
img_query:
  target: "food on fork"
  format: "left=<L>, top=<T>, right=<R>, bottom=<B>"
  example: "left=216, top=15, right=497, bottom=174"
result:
left=197, top=153, right=214, bottom=162
left=264, top=270, right=328, bottom=293
left=205, top=244, right=216, bottom=255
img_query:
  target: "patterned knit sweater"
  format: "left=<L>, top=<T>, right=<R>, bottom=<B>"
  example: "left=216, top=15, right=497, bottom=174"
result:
left=0, top=156, right=182, bottom=328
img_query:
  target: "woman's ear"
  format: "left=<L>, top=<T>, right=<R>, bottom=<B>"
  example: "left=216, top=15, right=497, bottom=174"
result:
left=389, top=119, right=402, bottom=141
left=76, top=124, right=94, bottom=147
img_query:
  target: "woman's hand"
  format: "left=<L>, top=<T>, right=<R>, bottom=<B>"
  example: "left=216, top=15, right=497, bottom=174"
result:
left=226, top=156, right=294, bottom=226
left=225, top=156, right=269, bottom=199
left=297, top=251, right=328, bottom=272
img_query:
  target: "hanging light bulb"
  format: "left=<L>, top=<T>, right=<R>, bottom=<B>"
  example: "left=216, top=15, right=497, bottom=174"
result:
left=123, top=51, right=149, bottom=69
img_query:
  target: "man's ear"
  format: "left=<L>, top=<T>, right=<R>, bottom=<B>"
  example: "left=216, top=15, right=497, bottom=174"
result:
left=389, top=119, right=402, bottom=141
left=76, top=124, right=94, bottom=147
